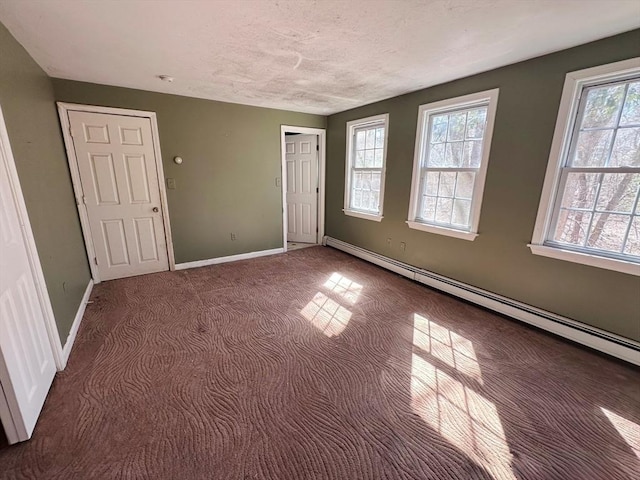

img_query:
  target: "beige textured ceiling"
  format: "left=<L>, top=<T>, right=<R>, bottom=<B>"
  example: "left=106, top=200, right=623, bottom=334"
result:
left=1, top=0, right=639, bottom=115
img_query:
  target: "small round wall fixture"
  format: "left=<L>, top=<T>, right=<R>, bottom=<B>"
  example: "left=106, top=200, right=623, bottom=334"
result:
left=173, top=156, right=183, bottom=165
left=158, top=75, right=174, bottom=82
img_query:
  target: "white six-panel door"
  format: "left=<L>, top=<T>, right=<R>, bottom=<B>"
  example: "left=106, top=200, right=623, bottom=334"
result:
left=286, top=134, right=318, bottom=243
left=68, top=111, right=169, bottom=281
left=0, top=107, right=56, bottom=444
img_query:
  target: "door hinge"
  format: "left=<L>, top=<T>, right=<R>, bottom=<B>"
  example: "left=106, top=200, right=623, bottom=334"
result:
left=316, top=144, right=319, bottom=151
left=316, top=187, right=319, bottom=193
left=69, top=126, right=74, bottom=138
left=82, top=196, right=87, bottom=205
left=94, top=257, right=98, bottom=266
left=316, top=227, right=318, bottom=233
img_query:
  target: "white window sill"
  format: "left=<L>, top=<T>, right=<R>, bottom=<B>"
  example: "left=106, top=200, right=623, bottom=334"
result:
left=528, top=244, right=640, bottom=276
left=406, top=221, right=478, bottom=241
left=343, top=209, right=383, bottom=222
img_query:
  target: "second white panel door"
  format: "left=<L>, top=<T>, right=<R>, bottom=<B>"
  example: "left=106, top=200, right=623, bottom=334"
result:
left=286, top=134, right=318, bottom=243
left=68, top=111, right=169, bottom=281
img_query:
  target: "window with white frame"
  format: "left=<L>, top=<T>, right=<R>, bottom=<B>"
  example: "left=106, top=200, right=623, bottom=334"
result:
left=407, top=89, right=499, bottom=240
left=343, top=114, right=389, bottom=221
left=530, top=58, right=640, bottom=276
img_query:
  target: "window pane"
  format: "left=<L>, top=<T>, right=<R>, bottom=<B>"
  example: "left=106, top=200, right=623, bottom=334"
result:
left=447, top=112, right=466, bottom=141
left=595, top=173, right=639, bottom=214
left=620, top=82, right=640, bottom=126
left=371, top=172, right=381, bottom=192
left=365, top=129, right=375, bottom=149
left=452, top=199, right=471, bottom=226
left=353, top=190, right=362, bottom=209
left=420, top=195, right=436, bottom=221
left=427, top=143, right=446, bottom=167
left=426, top=106, right=488, bottom=171
left=570, top=129, right=613, bottom=167
left=553, top=209, right=592, bottom=246
left=624, top=216, right=640, bottom=256
left=455, top=172, right=475, bottom=200
left=362, top=190, right=371, bottom=210
left=424, top=171, right=439, bottom=195
left=371, top=191, right=380, bottom=211
left=466, top=108, right=487, bottom=139
left=444, top=142, right=464, bottom=167
left=586, top=213, right=630, bottom=253
left=431, top=115, right=449, bottom=143
left=610, top=127, right=640, bottom=167
left=365, top=150, right=374, bottom=167
left=463, top=140, right=483, bottom=168
left=374, top=149, right=384, bottom=168
left=362, top=172, right=371, bottom=190
left=438, top=172, right=456, bottom=197
left=353, top=172, right=362, bottom=189
left=375, top=128, right=385, bottom=148
left=356, top=130, right=366, bottom=150
left=560, top=172, right=600, bottom=210
left=355, top=150, right=365, bottom=168
left=581, top=84, right=625, bottom=129
left=436, top=197, right=453, bottom=223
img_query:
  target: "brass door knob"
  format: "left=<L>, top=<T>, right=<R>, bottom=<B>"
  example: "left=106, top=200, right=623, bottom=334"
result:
left=152, top=207, right=159, bottom=212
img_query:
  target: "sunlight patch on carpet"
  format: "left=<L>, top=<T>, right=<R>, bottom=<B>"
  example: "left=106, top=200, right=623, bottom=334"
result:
left=323, top=272, right=363, bottom=304
left=412, top=313, right=483, bottom=384
left=602, top=407, right=640, bottom=460
left=301, top=292, right=352, bottom=337
left=411, top=313, right=515, bottom=480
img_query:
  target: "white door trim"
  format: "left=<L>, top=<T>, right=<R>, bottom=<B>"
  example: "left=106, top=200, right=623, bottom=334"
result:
left=57, top=102, right=175, bottom=283
left=0, top=104, right=64, bottom=370
left=280, top=125, right=326, bottom=252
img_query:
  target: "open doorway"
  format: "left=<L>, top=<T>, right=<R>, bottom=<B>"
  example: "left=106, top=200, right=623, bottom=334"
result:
left=280, top=126, right=326, bottom=253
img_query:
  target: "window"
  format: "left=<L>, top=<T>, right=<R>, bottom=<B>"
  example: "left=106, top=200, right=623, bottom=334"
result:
left=343, top=114, right=389, bottom=221
left=407, top=89, right=499, bottom=240
left=530, top=58, right=640, bottom=276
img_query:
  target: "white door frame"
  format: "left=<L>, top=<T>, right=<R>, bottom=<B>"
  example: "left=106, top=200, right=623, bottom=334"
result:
left=0, top=104, right=64, bottom=371
left=280, top=126, right=326, bottom=252
left=57, top=103, right=175, bottom=283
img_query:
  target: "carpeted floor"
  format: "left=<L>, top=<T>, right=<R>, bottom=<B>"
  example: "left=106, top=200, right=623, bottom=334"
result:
left=0, top=246, right=638, bottom=479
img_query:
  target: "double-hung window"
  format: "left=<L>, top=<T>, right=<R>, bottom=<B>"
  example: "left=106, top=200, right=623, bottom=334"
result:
left=530, top=58, right=640, bottom=276
left=343, top=114, right=389, bottom=222
left=407, top=89, right=499, bottom=240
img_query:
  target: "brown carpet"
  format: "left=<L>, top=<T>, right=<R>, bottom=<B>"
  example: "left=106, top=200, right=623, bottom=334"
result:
left=1, top=246, right=638, bottom=479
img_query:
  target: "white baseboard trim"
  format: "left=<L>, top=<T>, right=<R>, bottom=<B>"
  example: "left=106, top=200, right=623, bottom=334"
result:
left=60, top=279, right=93, bottom=370
left=175, top=248, right=285, bottom=271
left=325, top=236, right=640, bottom=366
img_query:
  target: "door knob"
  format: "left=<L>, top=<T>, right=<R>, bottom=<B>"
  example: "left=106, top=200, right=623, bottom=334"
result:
left=152, top=207, right=159, bottom=212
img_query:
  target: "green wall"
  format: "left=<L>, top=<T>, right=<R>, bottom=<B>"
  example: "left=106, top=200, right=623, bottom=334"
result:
left=3, top=18, right=637, bottom=343
left=52, top=80, right=326, bottom=264
left=326, top=30, right=640, bottom=341
left=0, top=24, right=91, bottom=340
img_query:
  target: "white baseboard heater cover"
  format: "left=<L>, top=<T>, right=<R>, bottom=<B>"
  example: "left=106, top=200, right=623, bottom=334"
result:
left=324, top=236, right=639, bottom=366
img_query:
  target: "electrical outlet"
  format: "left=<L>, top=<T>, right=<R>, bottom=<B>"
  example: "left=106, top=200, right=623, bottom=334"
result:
left=400, top=242, right=406, bottom=252
left=166, top=178, right=176, bottom=189
left=275, top=177, right=281, bottom=187
left=231, top=233, right=237, bottom=241
left=386, top=238, right=392, bottom=247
